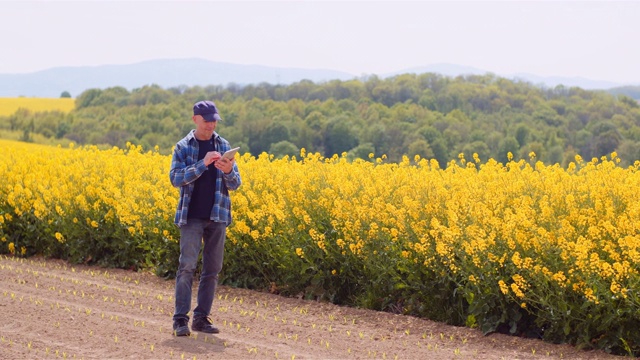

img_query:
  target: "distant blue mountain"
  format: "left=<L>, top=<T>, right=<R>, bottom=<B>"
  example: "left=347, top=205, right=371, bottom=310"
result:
left=510, top=72, right=621, bottom=90
left=0, top=58, right=357, bottom=98
left=0, top=58, right=632, bottom=98
left=391, top=63, right=625, bottom=90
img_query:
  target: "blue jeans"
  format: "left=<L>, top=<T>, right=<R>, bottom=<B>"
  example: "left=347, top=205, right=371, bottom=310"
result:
left=173, top=219, right=226, bottom=321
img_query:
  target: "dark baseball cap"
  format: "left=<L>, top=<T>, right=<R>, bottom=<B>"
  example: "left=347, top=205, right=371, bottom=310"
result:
left=193, top=100, right=222, bottom=122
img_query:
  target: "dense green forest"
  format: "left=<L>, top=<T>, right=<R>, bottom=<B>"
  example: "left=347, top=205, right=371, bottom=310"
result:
left=2, top=73, right=640, bottom=167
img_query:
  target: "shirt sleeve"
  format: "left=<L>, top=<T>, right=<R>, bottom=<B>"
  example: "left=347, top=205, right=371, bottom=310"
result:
left=222, top=163, right=242, bottom=191
left=169, top=142, right=207, bottom=187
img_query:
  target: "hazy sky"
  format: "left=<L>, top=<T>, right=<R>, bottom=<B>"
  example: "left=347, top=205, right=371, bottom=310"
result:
left=2, top=1, right=639, bottom=84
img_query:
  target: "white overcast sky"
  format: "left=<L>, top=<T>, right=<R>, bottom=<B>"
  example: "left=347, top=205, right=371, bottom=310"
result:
left=1, top=0, right=639, bottom=84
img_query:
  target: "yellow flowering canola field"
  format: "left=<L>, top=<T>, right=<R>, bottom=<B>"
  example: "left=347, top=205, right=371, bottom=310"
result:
left=1, top=139, right=639, bottom=353
left=0, top=97, right=75, bottom=116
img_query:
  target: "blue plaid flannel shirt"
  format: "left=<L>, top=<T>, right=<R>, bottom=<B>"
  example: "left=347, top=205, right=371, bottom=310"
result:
left=170, top=129, right=241, bottom=227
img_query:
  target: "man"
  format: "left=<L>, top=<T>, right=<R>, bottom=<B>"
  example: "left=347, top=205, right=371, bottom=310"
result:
left=169, top=100, right=241, bottom=336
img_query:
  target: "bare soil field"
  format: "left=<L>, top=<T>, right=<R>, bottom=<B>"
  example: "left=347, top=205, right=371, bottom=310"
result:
left=0, top=255, right=624, bottom=359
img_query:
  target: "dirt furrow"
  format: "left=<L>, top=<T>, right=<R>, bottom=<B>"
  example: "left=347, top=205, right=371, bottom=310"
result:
left=0, top=255, right=621, bottom=359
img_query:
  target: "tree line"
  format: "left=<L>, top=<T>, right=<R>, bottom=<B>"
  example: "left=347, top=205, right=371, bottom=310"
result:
left=2, top=73, right=640, bottom=166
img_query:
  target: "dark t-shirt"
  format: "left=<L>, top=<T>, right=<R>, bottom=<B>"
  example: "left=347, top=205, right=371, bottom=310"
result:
left=187, top=138, right=217, bottom=219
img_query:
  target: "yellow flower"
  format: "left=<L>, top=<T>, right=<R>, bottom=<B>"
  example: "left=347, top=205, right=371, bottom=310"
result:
left=55, top=205, right=65, bottom=216
left=583, top=288, right=598, bottom=303
left=552, top=272, right=567, bottom=287
left=55, top=232, right=65, bottom=243
left=295, top=248, right=304, bottom=258
left=349, top=243, right=357, bottom=254
left=511, top=252, right=522, bottom=267
left=498, top=280, right=509, bottom=295
left=510, top=283, right=525, bottom=298
left=610, top=281, right=622, bottom=295
left=8, top=242, right=15, bottom=255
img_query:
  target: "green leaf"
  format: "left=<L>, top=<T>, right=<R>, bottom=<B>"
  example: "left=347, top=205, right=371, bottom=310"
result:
left=394, top=282, right=407, bottom=290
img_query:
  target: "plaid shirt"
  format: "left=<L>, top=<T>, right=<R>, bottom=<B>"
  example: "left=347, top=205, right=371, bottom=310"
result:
left=170, top=129, right=241, bottom=227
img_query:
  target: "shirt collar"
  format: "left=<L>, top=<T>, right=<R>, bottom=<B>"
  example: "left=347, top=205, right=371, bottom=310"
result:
left=187, top=129, right=219, bottom=143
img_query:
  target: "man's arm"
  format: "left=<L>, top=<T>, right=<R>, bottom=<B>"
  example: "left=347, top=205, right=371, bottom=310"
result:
left=223, top=163, right=241, bottom=191
left=215, top=158, right=241, bottom=191
left=169, top=144, right=207, bottom=187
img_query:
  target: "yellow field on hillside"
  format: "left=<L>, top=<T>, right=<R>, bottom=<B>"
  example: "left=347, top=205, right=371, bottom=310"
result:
left=0, top=97, right=75, bottom=116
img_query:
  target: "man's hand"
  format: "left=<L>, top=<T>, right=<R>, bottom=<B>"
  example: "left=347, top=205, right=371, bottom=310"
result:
left=214, top=157, right=235, bottom=174
left=204, top=151, right=221, bottom=166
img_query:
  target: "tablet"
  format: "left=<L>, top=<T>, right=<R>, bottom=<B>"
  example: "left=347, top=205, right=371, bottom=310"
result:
left=221, top=147, right=240, bottom=160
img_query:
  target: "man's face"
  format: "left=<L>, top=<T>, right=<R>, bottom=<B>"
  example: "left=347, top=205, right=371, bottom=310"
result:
left=193, top=115, right=218, bottom=139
